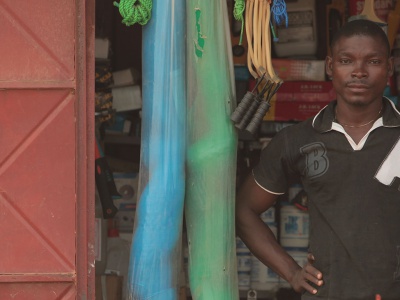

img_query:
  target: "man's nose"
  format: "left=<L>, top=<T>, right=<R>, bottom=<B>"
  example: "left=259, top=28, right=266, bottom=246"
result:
left=351, top=62, right=367, bottom=78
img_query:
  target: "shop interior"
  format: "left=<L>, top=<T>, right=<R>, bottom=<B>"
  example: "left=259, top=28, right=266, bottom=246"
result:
left=93, top=0, right=400, bottom=299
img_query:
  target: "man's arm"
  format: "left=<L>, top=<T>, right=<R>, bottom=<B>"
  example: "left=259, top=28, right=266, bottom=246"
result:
left=235, top=174, right=323, bottom=294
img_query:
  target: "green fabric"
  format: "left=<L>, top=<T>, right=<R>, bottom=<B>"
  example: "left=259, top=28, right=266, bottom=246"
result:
left=185, top=1, right=239, bottom=299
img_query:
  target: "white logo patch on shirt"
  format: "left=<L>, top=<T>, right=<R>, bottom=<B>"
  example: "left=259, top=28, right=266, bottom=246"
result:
left=375, top=136, right=400, bottom=191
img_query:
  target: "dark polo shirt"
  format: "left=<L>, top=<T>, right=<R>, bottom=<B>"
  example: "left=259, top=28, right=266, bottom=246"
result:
left=253, top=98, right=400, bottom=300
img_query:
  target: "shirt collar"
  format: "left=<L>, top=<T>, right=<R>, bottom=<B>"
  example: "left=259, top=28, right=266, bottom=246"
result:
left=312, top=97, right=400, bottom=133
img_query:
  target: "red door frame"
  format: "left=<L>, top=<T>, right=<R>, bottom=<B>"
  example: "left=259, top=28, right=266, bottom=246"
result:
left=77, top=0, right=95, bottom=298
left=0, top=0, right=95, bottom=297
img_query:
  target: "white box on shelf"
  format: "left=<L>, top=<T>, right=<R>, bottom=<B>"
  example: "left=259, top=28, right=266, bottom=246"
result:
left=112, top=85, right=142, bottom=112
left=112, top=68, right=140, bottom=87
left=95, top=38, right=110, bottom=59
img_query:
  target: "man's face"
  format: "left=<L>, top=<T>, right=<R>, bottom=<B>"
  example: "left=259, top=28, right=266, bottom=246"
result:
left=326, top=35, right=394, bottom=107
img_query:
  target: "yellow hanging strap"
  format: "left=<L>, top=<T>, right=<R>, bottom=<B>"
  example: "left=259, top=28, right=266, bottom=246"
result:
left=245, top=0, right=257, bottom=78
left=246, top=0, right=281, bottom=83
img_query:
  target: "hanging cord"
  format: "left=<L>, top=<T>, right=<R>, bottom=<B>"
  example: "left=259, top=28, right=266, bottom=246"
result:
left=271, top=0, right=288, bottom=28
left=113, top=0, right=153, bottom=26
left=230, top=0, right=284, bottom=134
left=245, top=0, right=258, bottom=78
left=245, top=0, right=285, bottom=81
left=246, top=0, right=273, bottom=79
left=233, top=0, right=246, bottom=45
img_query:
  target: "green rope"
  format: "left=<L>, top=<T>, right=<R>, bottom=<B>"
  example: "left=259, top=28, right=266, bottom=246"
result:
left=113, top=0, right=153, bottom=26
left=233, top=0, right=245, bottom=45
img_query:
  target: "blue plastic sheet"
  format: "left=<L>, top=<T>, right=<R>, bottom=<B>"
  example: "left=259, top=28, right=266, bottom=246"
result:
left=127, top=1, right=186, bottom=299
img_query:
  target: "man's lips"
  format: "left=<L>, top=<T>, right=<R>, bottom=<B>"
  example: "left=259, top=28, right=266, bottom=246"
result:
left=346, top=83, right=369, bottom=92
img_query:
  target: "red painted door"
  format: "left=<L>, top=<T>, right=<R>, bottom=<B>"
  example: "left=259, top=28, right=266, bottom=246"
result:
left=0, top=1, right=94, bottom=299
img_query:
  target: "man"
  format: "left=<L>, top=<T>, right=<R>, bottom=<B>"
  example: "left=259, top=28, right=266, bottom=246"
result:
left=236, top=19, right=400, bottom=299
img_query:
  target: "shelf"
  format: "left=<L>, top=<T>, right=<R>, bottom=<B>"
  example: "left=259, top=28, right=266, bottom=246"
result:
left=104, top=135, right=141, bottom=146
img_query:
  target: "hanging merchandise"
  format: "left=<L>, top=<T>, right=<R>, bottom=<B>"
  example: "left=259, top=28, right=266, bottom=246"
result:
left=185, top=0, right=239, bottom=299
left=230, top=0, right=287, bottom=134
left=124, top=0, right=187, bottom=299
left=113, top=0, right=153, bottom=26
left=271, top=0, right=289, bottom=27
left=233, top=0, right=246, bottom=45
left=231, top=0, right=248, bottom=65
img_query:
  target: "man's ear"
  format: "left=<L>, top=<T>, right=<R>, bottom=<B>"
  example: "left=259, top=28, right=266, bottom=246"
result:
left=325, top=56, right=333, bottom=77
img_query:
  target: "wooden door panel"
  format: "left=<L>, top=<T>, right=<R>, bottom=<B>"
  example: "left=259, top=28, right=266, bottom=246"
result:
left=0, top=90, right=76, bottom=273
left=0, top=282, right=76, bottom=300
left=0, top=0, right=94, bottom=298
left=0, top=1, right=75, bottom=81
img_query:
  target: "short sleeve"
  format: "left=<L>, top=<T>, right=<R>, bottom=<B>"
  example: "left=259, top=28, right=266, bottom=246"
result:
left=252, top=129, right=296, bottom=194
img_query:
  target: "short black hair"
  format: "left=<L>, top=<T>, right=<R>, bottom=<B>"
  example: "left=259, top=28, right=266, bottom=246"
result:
left=330, top=19, right=390, bottom=56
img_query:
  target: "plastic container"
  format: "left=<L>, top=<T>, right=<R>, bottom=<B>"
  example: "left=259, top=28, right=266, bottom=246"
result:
left=273, top=0, right=318, bottom=58
left=238, top=271, right=251, bottom=291
left=250, top=255, right=280, bottom=291
left=236, top=237, right=252, bottom=290
left=105, top=228, right=130, bottom=299
left=279, top=203, right=309, bottom=248
left=260, top=207, right=275, bottom=224
left=249, top=224, right=279, bottom=291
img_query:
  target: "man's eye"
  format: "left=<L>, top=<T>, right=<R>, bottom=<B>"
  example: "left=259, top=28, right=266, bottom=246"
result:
left=340, top=59, right=351, bottom=64
left=369, top=60, right=380, bottom=65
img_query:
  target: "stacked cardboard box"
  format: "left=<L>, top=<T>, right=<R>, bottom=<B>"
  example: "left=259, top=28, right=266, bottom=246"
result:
left=264, top=81, right=336, bottom=122
left=261, top=59, right=335, bottom=121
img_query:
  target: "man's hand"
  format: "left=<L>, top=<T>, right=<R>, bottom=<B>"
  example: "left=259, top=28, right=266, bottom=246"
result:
left=289, top=253, right=323, bottom=295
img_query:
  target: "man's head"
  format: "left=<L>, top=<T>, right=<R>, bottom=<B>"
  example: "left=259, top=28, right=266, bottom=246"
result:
left=326, top=19, right=394, bottom=108
left=330, top=19, right=390, bottom=58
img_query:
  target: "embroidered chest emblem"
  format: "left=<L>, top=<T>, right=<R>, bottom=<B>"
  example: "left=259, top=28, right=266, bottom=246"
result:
left=300, top=142, right=329, bottom=179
